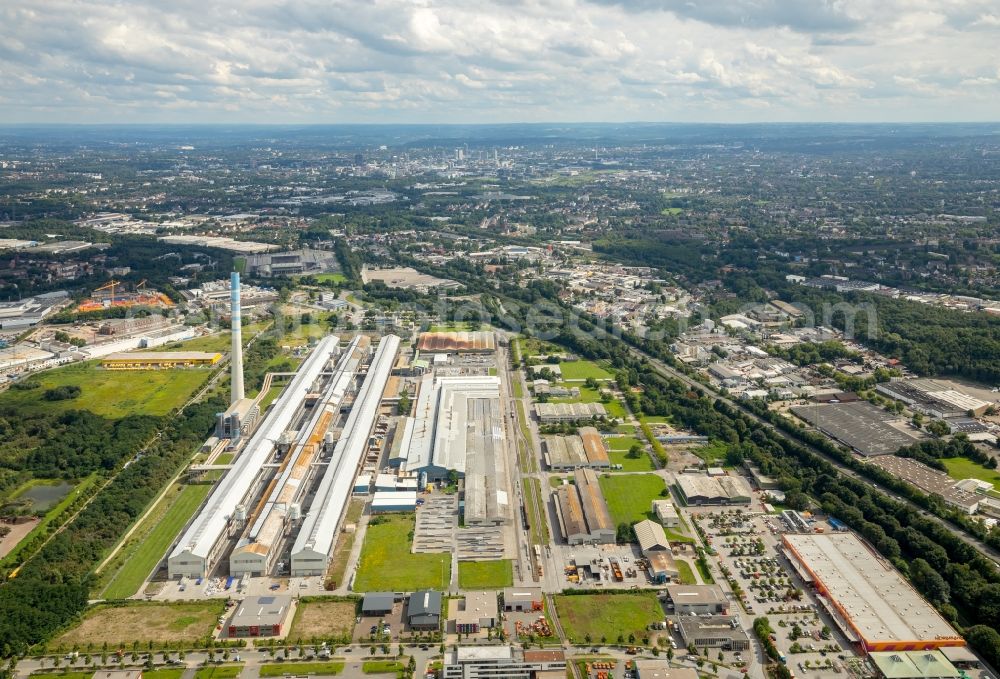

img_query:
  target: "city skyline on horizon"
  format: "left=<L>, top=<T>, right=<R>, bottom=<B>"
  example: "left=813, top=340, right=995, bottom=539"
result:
left=1, top=0, right=999, bottom=125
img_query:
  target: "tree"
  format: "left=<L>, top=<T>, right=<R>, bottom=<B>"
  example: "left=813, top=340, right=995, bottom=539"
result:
left=626, top=443, right=643, bottom=459
left=927, top=419, right=950, bottom=438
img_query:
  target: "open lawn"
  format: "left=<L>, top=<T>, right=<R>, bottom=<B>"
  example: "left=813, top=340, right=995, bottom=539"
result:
left=608, top=450, right=655, bottom=472
left=140, top=671, right=185, bottom=679
left=260, top=662, right=344, bottom=677
left=100, top=482, right=212, bottom=599
left=598, top=474, right=667, bottom=527
left=458, top=560, right=513, bottom=589
left=558, top=360, right=613, bottom=381
left=676, top=561, right=696, bottom=585
left=362, top=660, right=405, bottom=675
left=606, top=436, right=643, bottom=451
left=692, top=440, right=731, bottom=466
left=55, top=601, right=224, bottom=647
left=327, top=500, right=365, bottom=589
left=941, top=457, right=1000, bottom=490
left=553, top=593, right=663, bottom=644
left=288, top=599, right=356, bottom=640
left=311, top=273, right=348, bottom=284
left=193, top=666, right=243, bottom=679
left=354, top=515, right=450, bottom=591
left=0, top=361, right=208, bottom=418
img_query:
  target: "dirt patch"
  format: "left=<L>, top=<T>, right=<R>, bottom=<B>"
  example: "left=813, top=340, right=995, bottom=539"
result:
left=0, top=517, right=39, bottom=558
left=55, top=602, right=224, bottom=647
left=288, top=600, right=356, bottom=641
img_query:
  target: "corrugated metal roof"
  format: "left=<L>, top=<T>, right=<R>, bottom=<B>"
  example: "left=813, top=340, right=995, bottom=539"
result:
left=169, top=336, right=340, bottom=565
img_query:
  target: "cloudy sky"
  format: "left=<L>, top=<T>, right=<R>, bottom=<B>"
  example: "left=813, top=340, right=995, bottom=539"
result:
left=1, top=0, right=998, bottom=124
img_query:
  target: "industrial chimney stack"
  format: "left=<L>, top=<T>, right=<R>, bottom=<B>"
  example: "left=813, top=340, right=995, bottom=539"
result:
left=230, top=271, right=245, bottom=404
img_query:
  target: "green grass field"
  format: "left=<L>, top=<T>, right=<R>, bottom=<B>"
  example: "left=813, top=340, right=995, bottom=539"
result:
left=598, top=474, right=667, bottom=527
left=55, top=601, right=224, bottom=647
left=260, top=662, right=344, bottom=677
left=692, top=440, right=731, bottom=465
left=606, top=436, right=643, bottom=451
left=101, top=483, right=212, bottom=599
left=362, top=660, right=405, bottom=675
left=558, top=360, right=613, bottom=381
left=193, top=665, right=243, bottom=679
left=941, top=457, right=1000, bottom=490
left=608, top=450, right=655, bottom=472
left=458, top=561, right=513, bottom=589
left=311, top=273, right=348, bottom=284
left=354, top=515, right=450, bottom=591
left=676, top=560, right=696, bottom=585
left=553, top=593, right=663, bottom=644
left=0, top=361, right=209, bottom=418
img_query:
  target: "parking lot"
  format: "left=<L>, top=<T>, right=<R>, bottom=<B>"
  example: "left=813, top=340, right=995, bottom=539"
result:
left=355, top=599, right=405, bottom=643
left=695, top=508, right=857, bottom=679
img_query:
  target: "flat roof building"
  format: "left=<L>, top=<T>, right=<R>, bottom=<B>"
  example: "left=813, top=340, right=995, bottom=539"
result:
left=665, top=585, right=729, bottom=615
left=448, top=591, right=498, bottom=635
left=503, top=587, right=543, bottom=612
left=783, top=532, right=965, bottom=652
left=868, top=651, right=961, bottom=679
left=652, top=500, right=679, bottom=527
left=227, top=595, right=293, bottom=638
left=443, top=646, right=565, bottom=679
left=102, top=351, right=222, bottom=370
left=676, top=615, right=751, bottom=651
left=867, top=456, right=981, bottom=514
left=634, top=663, right=698, bottom=679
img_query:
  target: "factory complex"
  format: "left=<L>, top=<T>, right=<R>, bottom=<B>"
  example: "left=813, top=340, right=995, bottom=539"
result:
left=782, top=532, right=965, bottom=652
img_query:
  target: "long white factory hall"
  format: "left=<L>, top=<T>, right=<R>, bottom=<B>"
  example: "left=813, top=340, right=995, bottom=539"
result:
left=167, top=332, right=400, bottom=580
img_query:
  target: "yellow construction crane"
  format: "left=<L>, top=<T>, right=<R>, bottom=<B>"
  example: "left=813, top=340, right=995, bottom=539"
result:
left=136, top=279, right=147, bottom=292
left=94, top=279, right=120, bottom=304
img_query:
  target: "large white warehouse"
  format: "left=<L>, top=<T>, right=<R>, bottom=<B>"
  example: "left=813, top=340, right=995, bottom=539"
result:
left=167, top=336, right=342, bottom=579
left=229, top=336, right=366, bottom=577
left=290, top=334, right=400, bottom=576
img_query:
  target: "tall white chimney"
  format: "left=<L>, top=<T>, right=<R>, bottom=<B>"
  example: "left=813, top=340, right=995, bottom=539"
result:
left=230, top=271, right=245, bottom=404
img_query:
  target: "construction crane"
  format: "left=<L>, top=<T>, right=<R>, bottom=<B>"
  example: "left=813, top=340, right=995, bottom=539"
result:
left=136, top=279, right=148, bottom=292
left=94, top=279, right=120, bottom=305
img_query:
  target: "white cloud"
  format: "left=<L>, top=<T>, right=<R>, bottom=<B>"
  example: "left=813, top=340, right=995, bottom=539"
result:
left=0, top=0, right=996, bottom=122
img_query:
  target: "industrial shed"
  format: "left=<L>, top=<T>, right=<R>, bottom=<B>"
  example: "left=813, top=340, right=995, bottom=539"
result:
left=102, top=351, right=222, bottom=370
left=783, top=532, right=965, bottom=652
left=227, top=595, right=293, bottom=638
left=674, top=473, right=752, bottom=506
left=417, top=331, right=496, bottom=353
left=407, top=590, right=442, bottom=630
left=634, top=519, right=671, bottom=553
left=535, top=402, right=608, bottom=423
left=168, top=336, right=342, bottom=579
left=553, top=468, right=614, bottom=544
left=289, top=334, right=399, bottom=577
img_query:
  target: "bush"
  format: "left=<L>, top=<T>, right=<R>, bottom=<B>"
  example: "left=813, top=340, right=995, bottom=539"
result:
left=43, top=385, right=82, bottom=401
